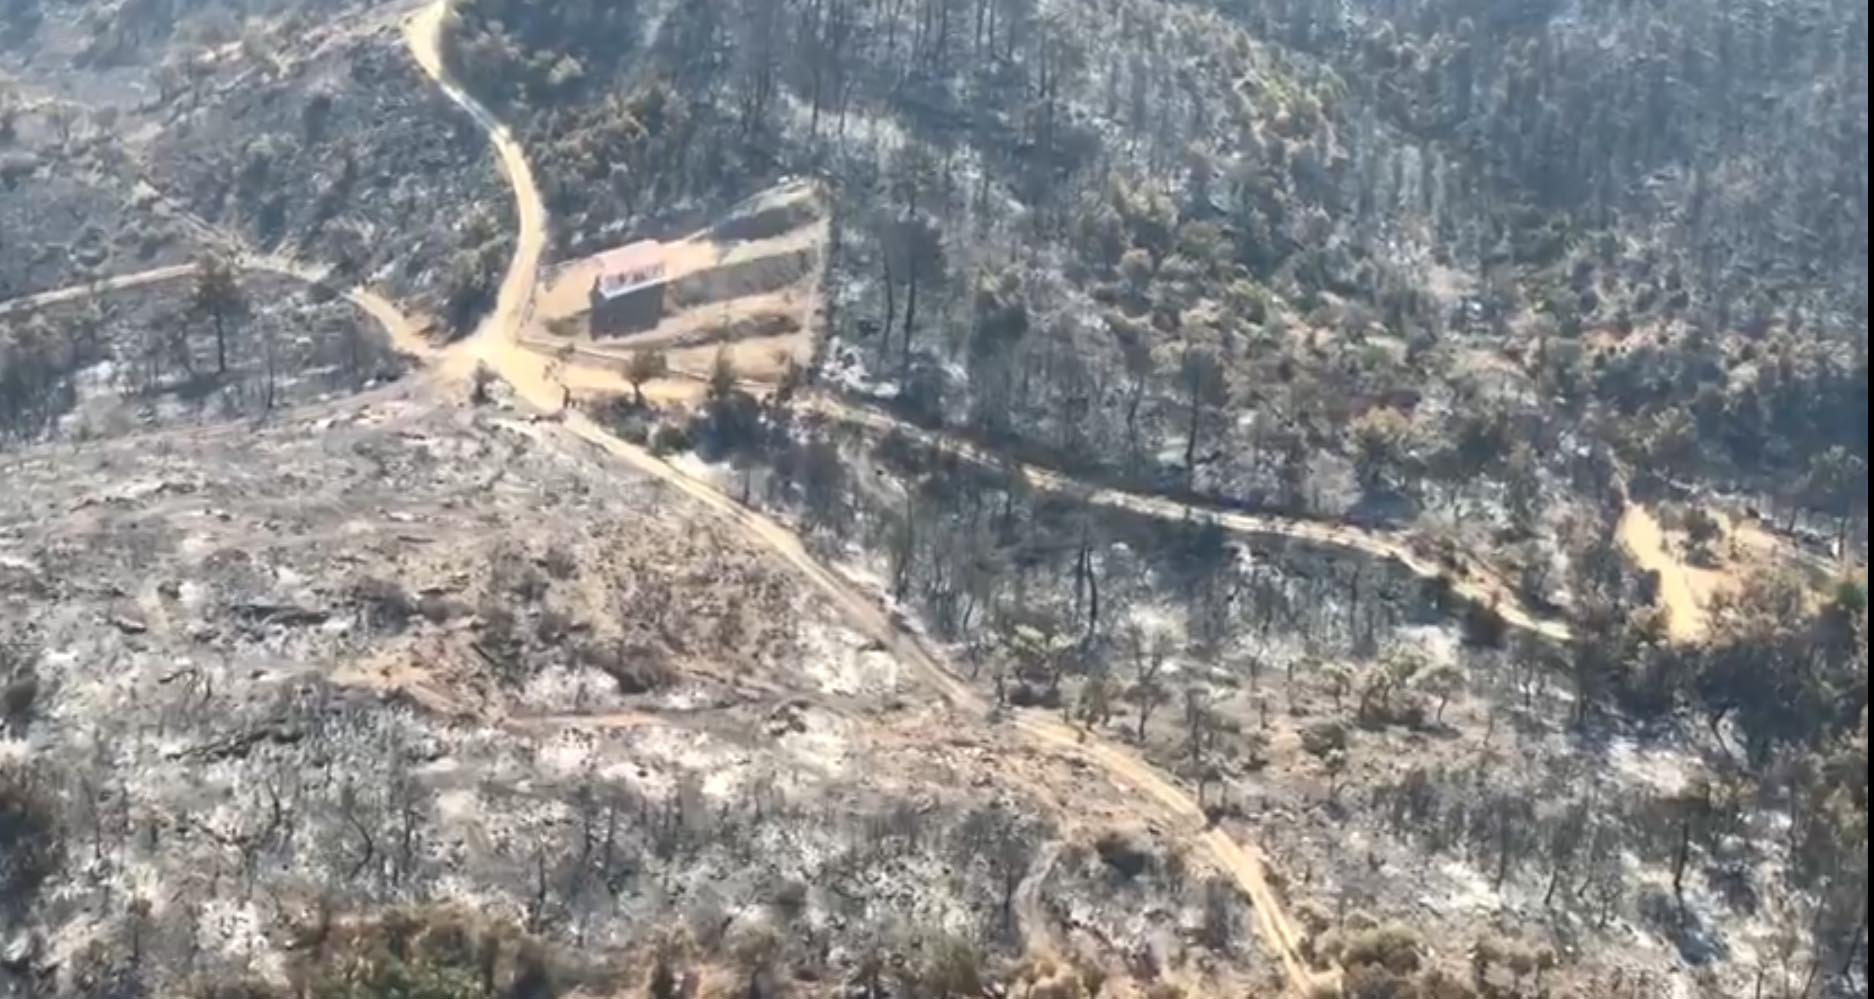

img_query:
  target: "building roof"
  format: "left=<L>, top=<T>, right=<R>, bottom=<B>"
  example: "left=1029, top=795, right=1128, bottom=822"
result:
left=593, top=239, right=663, bottom=274
left=592, top=239, right=667, bottom=299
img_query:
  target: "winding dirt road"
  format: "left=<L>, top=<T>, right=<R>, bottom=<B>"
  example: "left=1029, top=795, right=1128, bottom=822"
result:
left=0, top=265, right=199, bottom=319
left=799, top=394, right=1573, bottom=643
left=403, top=1, right=548, bottom=385
left=0, top=254, right=430, bottom=357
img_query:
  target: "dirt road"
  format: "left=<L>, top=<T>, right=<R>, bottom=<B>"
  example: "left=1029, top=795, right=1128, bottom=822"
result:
left=403, top=2, right=548, bottom=385
left=799, top=394, right=1574, bottom=644
left=1616, top=503, right=1707, bottom=641
left=242, top=252, right=438, bottom=359
left=0, top=265, right=198, bottom=319
left=0, top=257, right=434, bottom=362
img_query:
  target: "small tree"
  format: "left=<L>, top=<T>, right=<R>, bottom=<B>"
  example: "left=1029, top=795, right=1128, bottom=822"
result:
left=1321, top=662, right=1354, bottom=714
left=1461, top=598, right=1508, bottom=648
left=1418, top=662, right=1465, bottom=725
left=1184, top=684, right=1215, bottom=770
left=1666, top=776, right=1713, bottom=914
left=1682, top=505, right=1723, bottom=566
left=260, top=318, right=279, bottom=410
left=1323, top=748, right=1348, bottom=802
left=1008, top=613, right=1074, bottom=699
left=1126, top=623, right=1174, bottom=743
left=1178, top=347, right=1227, bottom=488
left=470, top=361, right=497, bottom=405
left=799, top=437, right=846, bottom=533
left=707, top=348, right=737, bottom=404
left=624, top=348, right=668, bottom=405
left=1802, top=446, right=1868, bottom=549
left=882, top=216, right=946, bottom=367
left=1077, top=669, right=1112, bottom=727
left=1119, top=246, right=1155, bottom=297
left=1351, top=405, right=1410, bottom=492
left=191, top=254, right=246, bottom=375
left=1355, top=650, right=1424, bottom=726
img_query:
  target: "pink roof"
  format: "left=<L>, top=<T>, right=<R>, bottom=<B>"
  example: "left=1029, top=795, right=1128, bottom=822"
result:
left=591, top=239, right=668, bottom=300
left=593, top=240, right=664, bottom=277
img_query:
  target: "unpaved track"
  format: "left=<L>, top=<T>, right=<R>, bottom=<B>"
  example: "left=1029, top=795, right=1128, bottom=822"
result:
left=0, top=265, right=198, bottom=319
left=243, top=252, right=437, bottom=358
left=0, top=257, right=434, bottom=361
left=1616, top=502, right=1708, bottom=642
left=800, top=394, right=1574, bottom=644
left=403, top=1, right=547, bottom=385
